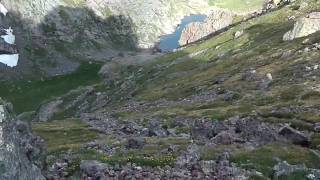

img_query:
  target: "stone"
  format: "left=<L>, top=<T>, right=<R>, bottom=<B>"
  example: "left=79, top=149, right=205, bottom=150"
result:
left=191, top=119, right=227, bottom=141
left=273, top=161, right=307, bottom=178
left=126, top=137, right=146, bottom=149
left=37, top=100, right=63, bottom=122
left=279, top=126, right=310, bottom=146
left=234, top=30, right=244, bottom=39
left=80, top=160, right=109, bottom=179
left=283, top=12, right=320, bottom=41
left=266, top=73, right=273, bottom=81
left=242, top=69, right=257, bottom=81
left=176, top=144, right=201, bottom=168
left=199, top=160, right=216, bottom=175
left=211, top=131, right=235, bottom=145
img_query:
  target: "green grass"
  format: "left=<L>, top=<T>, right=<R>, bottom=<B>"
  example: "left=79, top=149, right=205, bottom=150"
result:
left=209, top=0, right=265, bottom=13
left=32, top=119, right=99, bottom=153
left=0, top=62, right=102, bottom=113
left=311, top=133, right=320, bottom=150
left=231, top=143, right=320, bottom=178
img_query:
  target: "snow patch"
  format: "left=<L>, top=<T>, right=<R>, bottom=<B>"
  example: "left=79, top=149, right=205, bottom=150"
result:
left=0, top=3, right=8, bottom=16
left=1, top=27, right=15, bottom=44
left=0, top=54, right=19, bottom=67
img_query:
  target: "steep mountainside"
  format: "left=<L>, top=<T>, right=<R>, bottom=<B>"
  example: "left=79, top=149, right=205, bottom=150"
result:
left=1, top=0, right=320, bottom=179
left=0, top=0, right=267, bottom=81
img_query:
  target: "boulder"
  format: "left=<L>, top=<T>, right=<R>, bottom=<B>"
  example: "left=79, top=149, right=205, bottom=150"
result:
left=126, top=137, right=146, bottom=149
left=191, top=119, right=228, bottom=142
left=279, top=126, right=310, bottom=146
left=80, top=160, right=109, bottom=179
left=211, top=131, right=235, bottom=145
left=37, top=100, right=63, bottom=122
left=176, top=144, right=201, bottom=168
left=283, top=12, right=320, bottom=41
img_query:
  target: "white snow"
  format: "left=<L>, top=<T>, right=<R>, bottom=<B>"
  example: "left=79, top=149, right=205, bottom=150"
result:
left=1, top=27, right=15, bottom=44
left=0, top=54, right=19, bottom=67
left=0, top=3, right=8, bottom=16
left=0, top=4, right=19, bottom=68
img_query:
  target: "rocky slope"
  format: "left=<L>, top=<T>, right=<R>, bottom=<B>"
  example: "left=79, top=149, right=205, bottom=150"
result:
left=2, top=0, right=320, bottom=179
left=7, top=0, right=316, bottom=179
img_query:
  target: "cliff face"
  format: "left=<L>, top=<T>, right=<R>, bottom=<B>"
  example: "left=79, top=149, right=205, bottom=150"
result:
left=179, top=9, right=234, bottom=46
left=0, top=99, right=46, bottom=179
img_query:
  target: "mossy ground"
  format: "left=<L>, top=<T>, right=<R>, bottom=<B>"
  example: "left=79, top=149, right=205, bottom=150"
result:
left=209, top=0, right=265, bottom=13
left=231, top=143, right=320, bottom=178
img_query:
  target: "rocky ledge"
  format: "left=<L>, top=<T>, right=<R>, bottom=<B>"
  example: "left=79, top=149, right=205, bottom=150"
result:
left=179, top=9, right=234, bottom=46
left=0, top=98, right=46, bottom=179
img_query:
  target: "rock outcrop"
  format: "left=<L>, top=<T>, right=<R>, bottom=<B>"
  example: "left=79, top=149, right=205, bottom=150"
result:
left=179, top=9, right=234, bottom=46
left=0, top=98, right=46, bottom=179
left=37, top=100, right=63, bottom=122
left=283, top=12, right=320, bottom=41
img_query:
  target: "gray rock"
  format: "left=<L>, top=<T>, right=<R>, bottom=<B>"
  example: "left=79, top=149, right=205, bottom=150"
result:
left=279, top=126, right=310, bottom=146
left=273, top=161, right=306, bottom=177
left=176, top=144, right=200, bottom=168
left=274, top=161, right=320, bottom=179
left=200, top=160, right=216, bottom=175
left=191, top=119, right=226, bottom=141
left=0, top=99, right=46, bottom=180
left=126, top=137, right=146, bottom=149
left=314, top=123, right=320, bottom=132
left=258, top=78, right=272, bottom=91
left=80, top=160, right=109, bottom=179
left=37, top=100, right=63, bottom=122
left=284, top=12, right=320, bottom=41
left=242, top=69, right=257, bottom=81
left=211, top=131, right=235, bottom=145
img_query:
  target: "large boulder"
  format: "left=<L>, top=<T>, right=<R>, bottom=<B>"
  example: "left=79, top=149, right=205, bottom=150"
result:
left=279, top=126, right=310, bottom=146
left=179, top=9, right=234, bottom=46
left=283, top=12, right=320, bottom=41
left=126, top=137, right=146, bottom=149
left=80, top=160, right=109, bottom=179
left=0, top=98, right=46, bottom=179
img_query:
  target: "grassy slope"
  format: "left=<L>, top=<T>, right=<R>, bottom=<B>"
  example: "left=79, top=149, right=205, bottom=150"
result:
left=209, top=0, right=265, bottom=13
left=0, top=62, right=102, bottom=113
left=91, top=0, right=320, bottom=177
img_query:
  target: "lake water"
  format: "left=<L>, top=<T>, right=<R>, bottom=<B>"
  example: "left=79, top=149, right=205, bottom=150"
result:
left=159, top=14, right=207, bottom=52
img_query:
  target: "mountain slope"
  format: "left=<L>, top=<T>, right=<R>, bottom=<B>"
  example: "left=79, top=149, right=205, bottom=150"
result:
left=14, top=0, right=319, bottom=179
left=1, top=0, right=320, bottom=179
